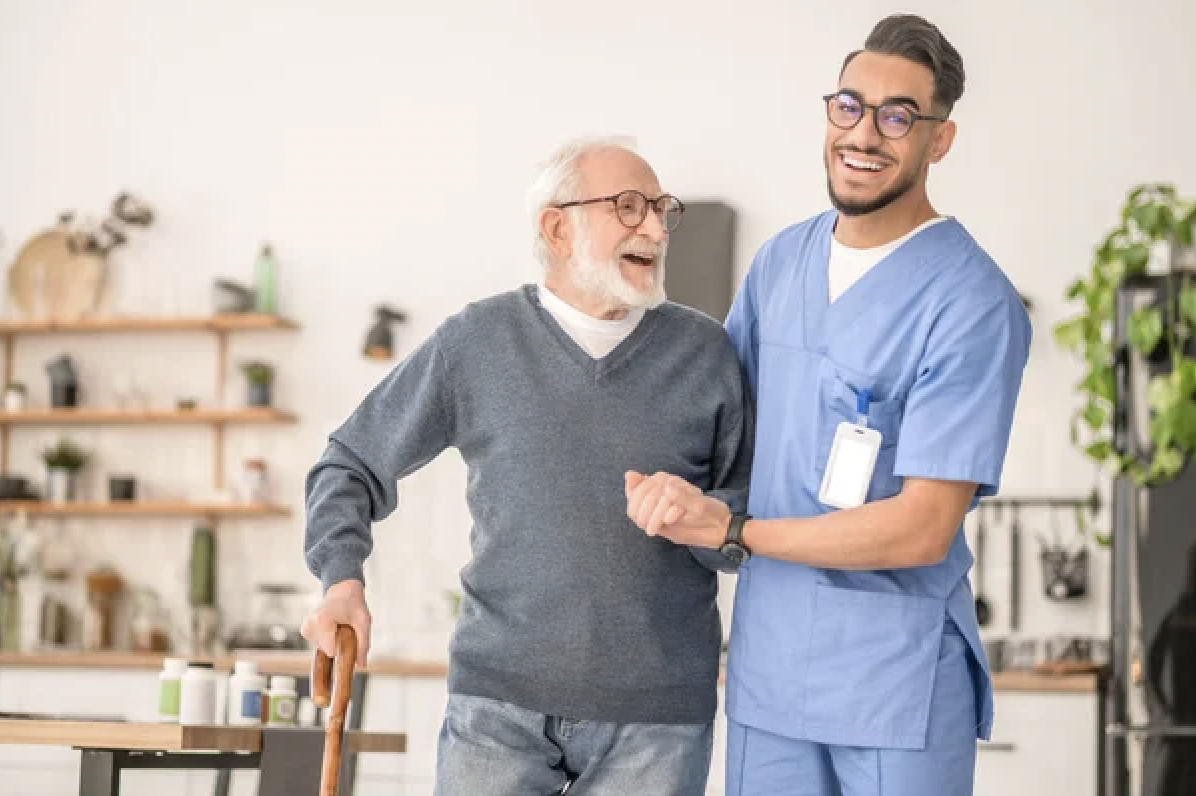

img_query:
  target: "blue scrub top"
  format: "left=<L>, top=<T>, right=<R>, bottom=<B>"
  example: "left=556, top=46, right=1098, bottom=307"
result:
left=723, top=210, right=1031, bottom=751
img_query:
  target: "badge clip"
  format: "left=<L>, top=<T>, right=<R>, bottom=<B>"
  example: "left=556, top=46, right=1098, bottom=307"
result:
left=855, top=387, right=873, bottom=427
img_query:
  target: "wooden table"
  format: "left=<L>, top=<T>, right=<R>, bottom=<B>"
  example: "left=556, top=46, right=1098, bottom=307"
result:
left=0, top=718, right=406, bottom=796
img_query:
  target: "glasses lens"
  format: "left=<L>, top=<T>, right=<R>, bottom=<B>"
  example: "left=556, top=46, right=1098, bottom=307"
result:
left=658, top=197, right=683, bottom=232
left=877, top=104, right=914, bottom=138
left=827, top=93, right=863, bottom=129
left=615, top=191, right=648, bottom=228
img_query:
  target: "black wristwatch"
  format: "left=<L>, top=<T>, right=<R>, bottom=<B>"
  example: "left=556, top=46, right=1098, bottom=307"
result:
left=719, top=513, right=752, bottom=565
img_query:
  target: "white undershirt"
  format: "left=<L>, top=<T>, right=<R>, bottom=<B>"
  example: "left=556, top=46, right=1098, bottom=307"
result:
left=828, top=216, right=950, bottom=303
left=537, top=283, right=645, bottom=359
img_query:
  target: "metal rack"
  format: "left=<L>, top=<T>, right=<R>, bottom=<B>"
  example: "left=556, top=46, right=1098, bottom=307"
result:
left=1102, top=272, right=1194, bottom=796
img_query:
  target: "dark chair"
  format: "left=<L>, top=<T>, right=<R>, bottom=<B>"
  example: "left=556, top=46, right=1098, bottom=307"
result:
left=212, top=671, right=369, bottom=796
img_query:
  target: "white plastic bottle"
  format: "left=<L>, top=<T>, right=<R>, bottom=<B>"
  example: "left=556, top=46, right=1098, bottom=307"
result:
left=265, top=675, right=297, bottom=727
left=179, top=662, right=217, bottom=725
left=157, top=658, right=188, bottom=722
left=227, top=660, right=266, bottom=725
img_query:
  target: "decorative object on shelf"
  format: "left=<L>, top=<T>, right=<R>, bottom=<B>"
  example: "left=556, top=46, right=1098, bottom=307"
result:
left=84, top=568, right=123, bottom=650
left=176, top=397, right=196, bottom=410
left=3, top=383, right=26, bottom=412
left=110, top=372, right=148, bottom=410
left=5, top=192, right=155, bottom=321
left=188, top=524, right=216, bottom=607
left=0, top=474, right=37, bottom=500
left=1054, top=182, right=1196, bottom=485
left=0, top=514, right=38, bottom=650
left=46, top=354, right=80, bottom=408
left=240, top=360, right=275, bottom=407
left=38, top=594, right=70, bottom=646
left=226, top=582, right=307, bottom=650
left=108, top=475, right=136, bottom=502
left=0, top=577, right=18, bottom=652
left=363, top=305, right=409, bottom=361
left=128, top=587, right=170, bottom=653
left=41, top=437, right=89, bottom=503
left=241, top=457, right=268, bottom=503
left=213, top=279, right=255, bottom=314
left=254, top=243, right=278, bottom=315
left=188, top=524, right=220, bottom=657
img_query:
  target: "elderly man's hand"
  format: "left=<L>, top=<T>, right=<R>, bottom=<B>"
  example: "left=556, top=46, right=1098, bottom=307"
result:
left=624, top=471, right=731, bottom=549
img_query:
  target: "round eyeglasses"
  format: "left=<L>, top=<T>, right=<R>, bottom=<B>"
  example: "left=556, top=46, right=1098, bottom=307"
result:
left=553, top=190, right=685, bottom=233
left=823, top=90, right=948, bottom=140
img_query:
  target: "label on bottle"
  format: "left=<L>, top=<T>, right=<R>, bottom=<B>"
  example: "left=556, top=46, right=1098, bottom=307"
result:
left=158, top=678, right=181, bottom=720
left=240, top=689, right=262, bottom=720
left=268, top=694, right=296, bottom=725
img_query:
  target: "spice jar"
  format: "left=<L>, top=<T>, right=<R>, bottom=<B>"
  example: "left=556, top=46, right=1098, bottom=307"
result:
left=4, top=383, right=26, bottom=412
left=84, top=569, right=124, bottom=650
left=241, top=458, right=268, bottom=503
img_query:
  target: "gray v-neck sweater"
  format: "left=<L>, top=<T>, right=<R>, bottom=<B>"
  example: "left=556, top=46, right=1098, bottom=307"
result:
left=304, top=285, right=753, bottom=724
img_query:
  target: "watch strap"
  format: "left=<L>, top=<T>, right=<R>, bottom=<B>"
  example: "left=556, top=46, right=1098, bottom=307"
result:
left=726, top=512, right=750, bottom=550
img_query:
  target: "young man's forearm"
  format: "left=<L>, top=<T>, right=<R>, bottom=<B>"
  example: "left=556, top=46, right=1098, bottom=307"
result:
left=742, top=479, right=976, bottom=570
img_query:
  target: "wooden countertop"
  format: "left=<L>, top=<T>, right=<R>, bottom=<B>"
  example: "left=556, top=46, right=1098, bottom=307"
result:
left=0, top=650, right=449, bottom=678
left=0, top=652, right=1098, bottom=693
left=0, top=718, right=404, bottom=753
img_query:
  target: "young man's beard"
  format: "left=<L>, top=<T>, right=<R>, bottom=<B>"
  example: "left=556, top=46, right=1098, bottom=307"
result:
left=825, top=152, right=922, bottom=217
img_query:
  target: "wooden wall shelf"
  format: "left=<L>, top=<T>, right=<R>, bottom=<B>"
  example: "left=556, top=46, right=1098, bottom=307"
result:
left=0, top=501, right=291, bottom=518
left=0, top=313, right=299, bottom=335
left=0, top=408, right=297, bottom=425
left=0, top=310, right=301, bottom=499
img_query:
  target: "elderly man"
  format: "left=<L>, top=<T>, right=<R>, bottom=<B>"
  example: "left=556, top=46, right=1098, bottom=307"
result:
left=300, top=137, right=753, bottom=796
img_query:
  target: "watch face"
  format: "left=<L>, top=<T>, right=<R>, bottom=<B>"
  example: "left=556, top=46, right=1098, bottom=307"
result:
left=721, top=543, right=749, bottom=565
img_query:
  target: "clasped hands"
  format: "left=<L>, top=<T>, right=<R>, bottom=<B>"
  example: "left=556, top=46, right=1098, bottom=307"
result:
left=623, top=471, right=731, bottom=549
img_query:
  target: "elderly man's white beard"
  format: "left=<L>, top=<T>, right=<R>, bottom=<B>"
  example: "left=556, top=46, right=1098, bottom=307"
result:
left=568, top=222, right=667, bottom=313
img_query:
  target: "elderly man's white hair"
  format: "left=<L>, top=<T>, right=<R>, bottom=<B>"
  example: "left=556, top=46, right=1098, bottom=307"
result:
left=527, top=135, right=638, bottom=268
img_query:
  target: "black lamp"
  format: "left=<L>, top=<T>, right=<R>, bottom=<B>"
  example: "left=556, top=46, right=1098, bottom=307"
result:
left=363, top=305, right=408, bottom=360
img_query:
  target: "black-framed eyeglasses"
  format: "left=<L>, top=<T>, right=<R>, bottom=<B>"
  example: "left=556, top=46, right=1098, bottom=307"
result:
left=823, top=90, right=948, bottom=140
left=553, top=190, right=685, bottom=232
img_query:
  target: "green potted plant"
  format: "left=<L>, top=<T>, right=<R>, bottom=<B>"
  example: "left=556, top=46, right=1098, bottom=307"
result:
left=1054, top=183, right=1196, bottom=486
left=240, top=361, right=275, bottom=408
left=41, top=437, right=89, bottom=503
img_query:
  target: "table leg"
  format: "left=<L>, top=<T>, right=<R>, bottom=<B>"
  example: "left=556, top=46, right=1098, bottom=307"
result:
left=79, top=749, right=120, bottom=796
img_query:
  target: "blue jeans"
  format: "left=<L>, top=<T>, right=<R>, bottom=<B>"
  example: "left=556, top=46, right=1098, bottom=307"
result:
left=434, top=693, right=714, bottom=795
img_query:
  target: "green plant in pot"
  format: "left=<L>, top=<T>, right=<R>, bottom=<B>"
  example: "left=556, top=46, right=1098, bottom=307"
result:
left=41, top=437, right=89, bottom=503
left=240, top=361, right=275, bottom=408
left=1054, top=183, right=1196, bottom=486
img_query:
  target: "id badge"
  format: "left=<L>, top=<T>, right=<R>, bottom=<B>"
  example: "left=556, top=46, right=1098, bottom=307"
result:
left=818, top=421, right=882, bottom=510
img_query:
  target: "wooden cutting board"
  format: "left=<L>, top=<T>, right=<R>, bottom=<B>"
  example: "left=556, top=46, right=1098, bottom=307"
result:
left=7, top=226, right=105, bottom=321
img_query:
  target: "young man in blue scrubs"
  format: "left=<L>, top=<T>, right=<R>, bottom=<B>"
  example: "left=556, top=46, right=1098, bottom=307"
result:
left=625, top=13, right=1031, bottom=795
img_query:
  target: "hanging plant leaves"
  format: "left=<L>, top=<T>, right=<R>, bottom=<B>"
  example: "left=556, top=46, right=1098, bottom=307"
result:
left=1178, top=285, right=1196, bottom=329
left=1128, top=307, right=1164, bottom=356
left=1055, top=182, right=1196, bottom=489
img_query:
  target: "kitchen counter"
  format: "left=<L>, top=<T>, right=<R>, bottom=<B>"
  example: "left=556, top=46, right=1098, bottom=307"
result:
left=0, top=652, right=1099, bottom=692
left=0, top=650, right=449, bottom=678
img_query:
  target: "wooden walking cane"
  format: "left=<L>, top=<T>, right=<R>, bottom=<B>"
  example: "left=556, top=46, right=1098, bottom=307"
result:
left=311, top=625, right=357, bottom=796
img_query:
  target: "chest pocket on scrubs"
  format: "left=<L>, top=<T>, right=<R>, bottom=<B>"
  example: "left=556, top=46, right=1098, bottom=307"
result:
left=813, top=361, right=906, bottom=506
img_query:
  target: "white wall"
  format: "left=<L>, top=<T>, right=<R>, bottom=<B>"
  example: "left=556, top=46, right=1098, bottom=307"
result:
left=1, top=0, right=1193, bottom=655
